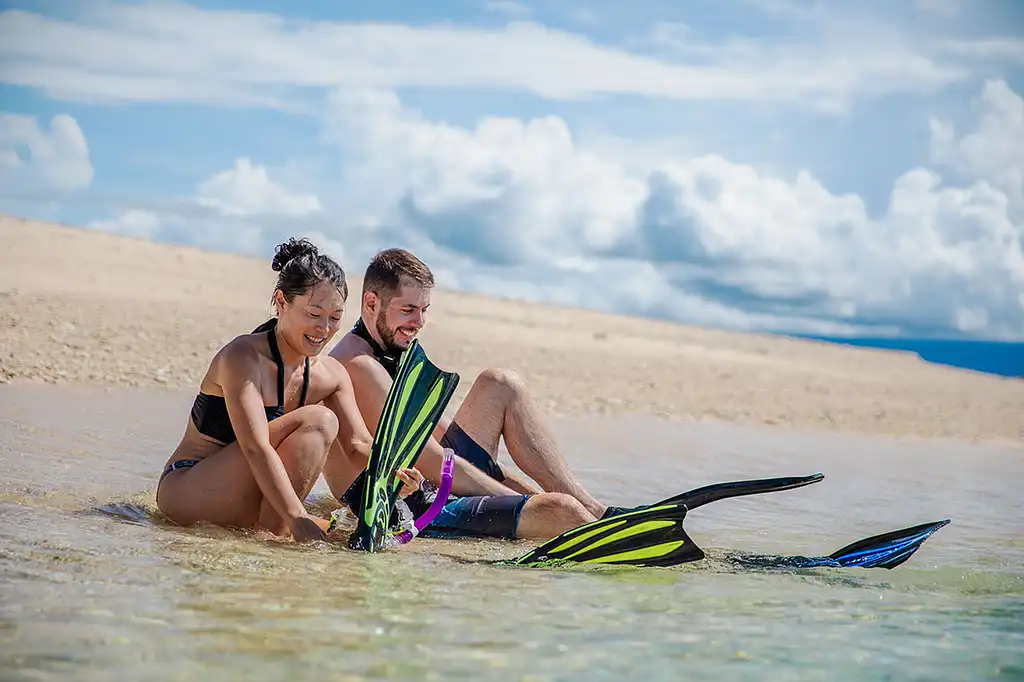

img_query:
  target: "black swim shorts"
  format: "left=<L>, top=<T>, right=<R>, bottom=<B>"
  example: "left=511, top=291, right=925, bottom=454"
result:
left=439, top=421, right=505, bottom=481
left=339, top=421, right=532, bottom=540
left=427, top=421, right=532, bottom=539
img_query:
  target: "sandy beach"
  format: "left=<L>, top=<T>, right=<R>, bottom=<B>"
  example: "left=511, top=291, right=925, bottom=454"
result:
left=1, top=213, right=1022, bottom=445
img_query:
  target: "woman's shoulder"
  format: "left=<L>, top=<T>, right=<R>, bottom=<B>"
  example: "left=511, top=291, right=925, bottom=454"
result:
left=210, top=332, right=268, bottom=376
left=312, top=352, right=347, bottom=377
left=310, top=353, right=356, bottom=389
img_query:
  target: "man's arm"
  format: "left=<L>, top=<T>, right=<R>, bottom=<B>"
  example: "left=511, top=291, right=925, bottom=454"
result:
left=345, top=354, right=518, bottom=497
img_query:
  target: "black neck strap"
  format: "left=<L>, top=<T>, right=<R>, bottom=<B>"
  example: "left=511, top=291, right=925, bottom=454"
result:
left=352, top=317, right=399, bottom=379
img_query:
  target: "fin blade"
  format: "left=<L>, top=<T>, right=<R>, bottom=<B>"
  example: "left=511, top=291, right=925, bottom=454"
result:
left=656, top=473, right=825, bottom=510
left=580, top=540, right=691, bottom=566
left=512, top=503, right=703, bottom=568
left=827, top=519, right=951, bottom=569
left=350, top=339, right=460, bottom=553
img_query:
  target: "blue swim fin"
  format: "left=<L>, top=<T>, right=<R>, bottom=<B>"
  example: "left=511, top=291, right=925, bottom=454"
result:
left=826, top=518, right=952, bottom=569
left=728, top=519, right=952, bottom=570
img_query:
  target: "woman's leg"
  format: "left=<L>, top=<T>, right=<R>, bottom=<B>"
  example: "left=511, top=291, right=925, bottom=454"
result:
left=157, top=404, right=339, bottom=536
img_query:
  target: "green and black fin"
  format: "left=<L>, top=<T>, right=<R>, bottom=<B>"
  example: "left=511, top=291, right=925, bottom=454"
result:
left=348, top=339, right=460, bottom=553
left=601, top=473, right=825, bottom=520
left=510, top=503, right=702, bottom=568
left=513, top=474, right=826, bottom=569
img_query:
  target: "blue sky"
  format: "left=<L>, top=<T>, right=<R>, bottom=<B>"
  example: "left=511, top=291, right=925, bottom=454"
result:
left=1, top=0, right=1022, bottom=339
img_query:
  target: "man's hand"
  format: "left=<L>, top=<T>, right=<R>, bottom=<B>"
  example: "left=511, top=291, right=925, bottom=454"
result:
left=396, top=467, right=425, bottom=498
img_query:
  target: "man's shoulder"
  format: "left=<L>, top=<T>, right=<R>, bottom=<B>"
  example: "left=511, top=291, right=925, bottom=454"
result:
left=328, top=331, right=366, bottom=363
left=329, top=333, right=385, bottom=378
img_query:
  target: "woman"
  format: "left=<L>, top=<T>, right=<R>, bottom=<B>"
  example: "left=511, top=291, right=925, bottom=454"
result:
left=156, top=237, right=416, bottom=542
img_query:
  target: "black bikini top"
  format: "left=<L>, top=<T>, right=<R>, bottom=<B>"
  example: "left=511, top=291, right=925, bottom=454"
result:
left=190, top=326, right=310, bottom=444
left=351, top=317, right=399, bottom=379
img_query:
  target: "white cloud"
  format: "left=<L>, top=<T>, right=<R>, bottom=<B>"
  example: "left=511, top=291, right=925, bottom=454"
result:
left=0, top=3, right=968, bottom=111
left=315, top=80, right=1023, bottom=338
left=940, top=38, right=1024, bottom=64
left=916, top=0, right=965, bottom=16
left=929, top=78, right=1023, bottom=213
left=325, top=89, right=645, bottom=266
left=89, top=205, right=272, bottom=257
left=0, top=112, right=93, bottom=199
left=85, top=77, right=1024, bottom=339
left=89, top=157, right=323, bottom=255
left=89, top=208, right=161, bottom=239
left=0, top=149, right=21, bottom=169
left=197, top=157, right=322, bottom=218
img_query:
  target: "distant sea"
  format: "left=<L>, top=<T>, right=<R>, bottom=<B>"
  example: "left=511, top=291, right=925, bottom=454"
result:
left=791, top=336, right=1023, bottom=378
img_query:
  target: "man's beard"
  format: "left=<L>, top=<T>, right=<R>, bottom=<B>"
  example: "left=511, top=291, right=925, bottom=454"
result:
left=375, top=313, right=409, bottom=355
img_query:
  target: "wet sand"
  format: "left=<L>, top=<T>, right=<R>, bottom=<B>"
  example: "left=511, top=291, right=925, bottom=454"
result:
left=2, top=382, right=1021, bottom=562
left=2, top=214, right=1022, bottom=445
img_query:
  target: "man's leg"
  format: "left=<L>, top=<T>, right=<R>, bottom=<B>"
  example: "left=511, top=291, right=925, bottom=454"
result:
left=446, top=367, right=607, bottom=519
left=428, top=491, right=595, bottom=541
left=515, top=493, right=596, bottom=539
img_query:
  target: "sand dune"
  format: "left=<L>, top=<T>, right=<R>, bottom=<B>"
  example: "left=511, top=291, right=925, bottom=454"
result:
left=1, top=214, right=1021, bottom=444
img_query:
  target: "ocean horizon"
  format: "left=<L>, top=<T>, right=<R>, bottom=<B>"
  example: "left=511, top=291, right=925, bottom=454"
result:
left=792, top=335, right=1023, bottom=379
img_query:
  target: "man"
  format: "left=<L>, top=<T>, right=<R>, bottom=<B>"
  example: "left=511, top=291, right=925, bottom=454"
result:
left=326, top=248, right=619, bottom=540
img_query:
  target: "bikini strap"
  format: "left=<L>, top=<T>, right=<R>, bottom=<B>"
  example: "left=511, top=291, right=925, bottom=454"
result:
left=299, top=358, right=310, bottom=407
left=266, top=328, right=286, bottom=407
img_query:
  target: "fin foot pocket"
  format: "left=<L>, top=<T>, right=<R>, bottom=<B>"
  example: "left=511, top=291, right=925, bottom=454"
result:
left=512, top=503, right=703, bottom=568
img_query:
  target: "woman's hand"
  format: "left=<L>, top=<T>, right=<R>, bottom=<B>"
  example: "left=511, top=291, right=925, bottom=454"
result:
left=289, top=514, right=329, bottom=543
left=396, top=468, right=424, bottom=498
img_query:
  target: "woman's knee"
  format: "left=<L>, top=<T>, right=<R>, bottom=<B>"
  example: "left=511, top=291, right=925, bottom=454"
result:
left=297, top=404, right=340, bottom=445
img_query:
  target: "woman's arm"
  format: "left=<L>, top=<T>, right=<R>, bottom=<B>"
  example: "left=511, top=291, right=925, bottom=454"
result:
left=220, top=344, right=310, bottom=529
left=320, top=356, right=375, bottom=471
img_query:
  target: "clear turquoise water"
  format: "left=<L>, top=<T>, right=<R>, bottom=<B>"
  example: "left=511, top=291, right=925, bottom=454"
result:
left=1, top=385, right=1022, bottom=681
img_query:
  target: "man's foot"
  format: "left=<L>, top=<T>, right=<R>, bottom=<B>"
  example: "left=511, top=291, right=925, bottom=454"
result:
left=600, top=504, right=648, bottom=520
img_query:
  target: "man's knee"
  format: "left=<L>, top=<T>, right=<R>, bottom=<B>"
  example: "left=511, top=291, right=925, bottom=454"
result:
left=523, top=492, right=593, bottom=529
left=475, top=367, right=527, bottom=396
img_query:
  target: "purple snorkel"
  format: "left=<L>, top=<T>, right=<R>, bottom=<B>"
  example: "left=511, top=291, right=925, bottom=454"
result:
left=393, top=448, right=455, bottom=545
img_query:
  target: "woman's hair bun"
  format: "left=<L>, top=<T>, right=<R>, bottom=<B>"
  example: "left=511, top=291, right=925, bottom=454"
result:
left=272, top=237, right=319, bottom=272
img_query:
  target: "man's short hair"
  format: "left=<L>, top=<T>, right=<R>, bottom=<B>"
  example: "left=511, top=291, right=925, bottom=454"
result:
left=363, top=248, right=435, bottom=304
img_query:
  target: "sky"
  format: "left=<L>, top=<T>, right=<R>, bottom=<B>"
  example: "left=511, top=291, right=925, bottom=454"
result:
left=1, top=0, right=1022, bottom=340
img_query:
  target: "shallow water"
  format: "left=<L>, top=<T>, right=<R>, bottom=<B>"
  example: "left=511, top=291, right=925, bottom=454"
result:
left=1, top=384, right=1022, bottom=681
